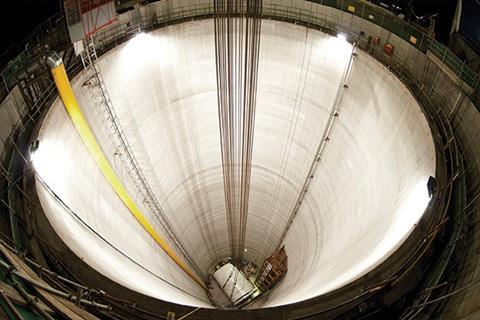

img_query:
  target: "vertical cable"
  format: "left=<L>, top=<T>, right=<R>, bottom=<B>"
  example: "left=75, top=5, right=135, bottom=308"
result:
left=80, top=39, right=204, bottom=278
left=214, top=0, right=262, bottom=260
left=273, top=42, right=359, bottom=251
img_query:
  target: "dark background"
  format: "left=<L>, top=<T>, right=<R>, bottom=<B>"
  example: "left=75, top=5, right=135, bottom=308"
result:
left=460, top=0, right=480, bottom=49
left=0, top=0, right=62, bottom=62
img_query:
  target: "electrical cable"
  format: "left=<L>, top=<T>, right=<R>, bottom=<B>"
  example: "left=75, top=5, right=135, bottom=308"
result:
left=273, top=42, right=359, bottom=250
left=81, top=39, right=203, bottom=278
left=34, top=173, right=210, bottom=304
left=214, top=0, right=262, bottom=261
left=260, top=29, right=313, bottom=256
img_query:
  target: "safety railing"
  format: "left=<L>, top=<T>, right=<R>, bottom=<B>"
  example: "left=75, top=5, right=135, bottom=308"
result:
left=1, top=1, right=479, bottom=105
left=340, top=32, right=466, bottom=317
left=428, top=38, right=479, bottom=88
left=0, top=0, right=468, bottom=279
left=311, top=0, right=479, bottom=90
left=0, top=1, right=469, bottom=317
left=76, top=2, right=468, bottom=315
left=0, top=13, right=69, bottom=102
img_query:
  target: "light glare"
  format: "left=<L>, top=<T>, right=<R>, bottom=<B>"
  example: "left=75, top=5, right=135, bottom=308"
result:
left=337, top=33, right=347, bottom=42
left=31, top=139, right=69, bottom=192
left=120, top=31, right=173, bottom=76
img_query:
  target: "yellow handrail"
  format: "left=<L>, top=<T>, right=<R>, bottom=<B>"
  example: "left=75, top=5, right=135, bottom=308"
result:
left=50, top=62, right=206, bottom=290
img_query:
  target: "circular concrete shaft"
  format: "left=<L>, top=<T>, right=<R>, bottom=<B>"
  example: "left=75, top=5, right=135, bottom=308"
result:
left=32, top=19, right=435, bottom=308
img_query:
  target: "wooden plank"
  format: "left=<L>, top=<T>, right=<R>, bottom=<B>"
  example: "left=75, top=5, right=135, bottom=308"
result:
left=0, top=282, right=54, bottom=314
left=0, top=243, right=99, bottom=320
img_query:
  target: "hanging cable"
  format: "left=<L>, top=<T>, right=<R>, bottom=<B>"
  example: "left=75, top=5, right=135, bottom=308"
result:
left=46, top=56, right=206, bottom=289
left=214, top=0, right=262, bottom=260
left=259, top=29, right=314, bottom=256
left=35, top=173, right=210, bottom=304
left=79, top=38, right=204, bottom=279
left=273, top=41, right=359, bottom=250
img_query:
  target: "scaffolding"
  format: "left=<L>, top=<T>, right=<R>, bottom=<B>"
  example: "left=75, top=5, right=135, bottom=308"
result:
left=255, top=246, right=287, bottom=292
left=0, top=1, right=475, bottom=318
left=78, top=37, right=204, bottom=279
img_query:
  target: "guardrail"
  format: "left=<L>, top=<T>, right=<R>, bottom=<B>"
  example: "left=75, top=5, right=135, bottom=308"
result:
left=1, top=1, right=479, bottom=105
left=0, top=13, right=69, bottom=101
left=0, top=1, right=468, bottom=317
left=68, top=3, right=471, bottom=315
left=371, top=36, right=466, bottom=316
left=311, top=0, right=479, bottom=91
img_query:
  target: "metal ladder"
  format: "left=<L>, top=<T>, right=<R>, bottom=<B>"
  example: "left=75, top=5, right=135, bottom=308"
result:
left=79, top=37, right=204, bottom=279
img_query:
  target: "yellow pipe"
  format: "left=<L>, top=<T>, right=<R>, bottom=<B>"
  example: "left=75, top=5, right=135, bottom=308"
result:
left=50, top=62, right=206, bottom=290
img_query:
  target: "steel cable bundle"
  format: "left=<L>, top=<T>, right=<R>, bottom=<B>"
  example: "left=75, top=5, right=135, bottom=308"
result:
left=214, top=0, right=262, bottom=260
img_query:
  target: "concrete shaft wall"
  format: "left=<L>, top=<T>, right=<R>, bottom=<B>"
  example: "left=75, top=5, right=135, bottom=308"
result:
left=434, top=72, right=480, bottom=320
left=0, top=86, right=28, bottom=164
left=33, top=19, right=435, bottom=307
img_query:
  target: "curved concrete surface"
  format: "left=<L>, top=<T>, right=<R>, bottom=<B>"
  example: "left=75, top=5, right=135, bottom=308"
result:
left=32, top=19, right=435, bottom=308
